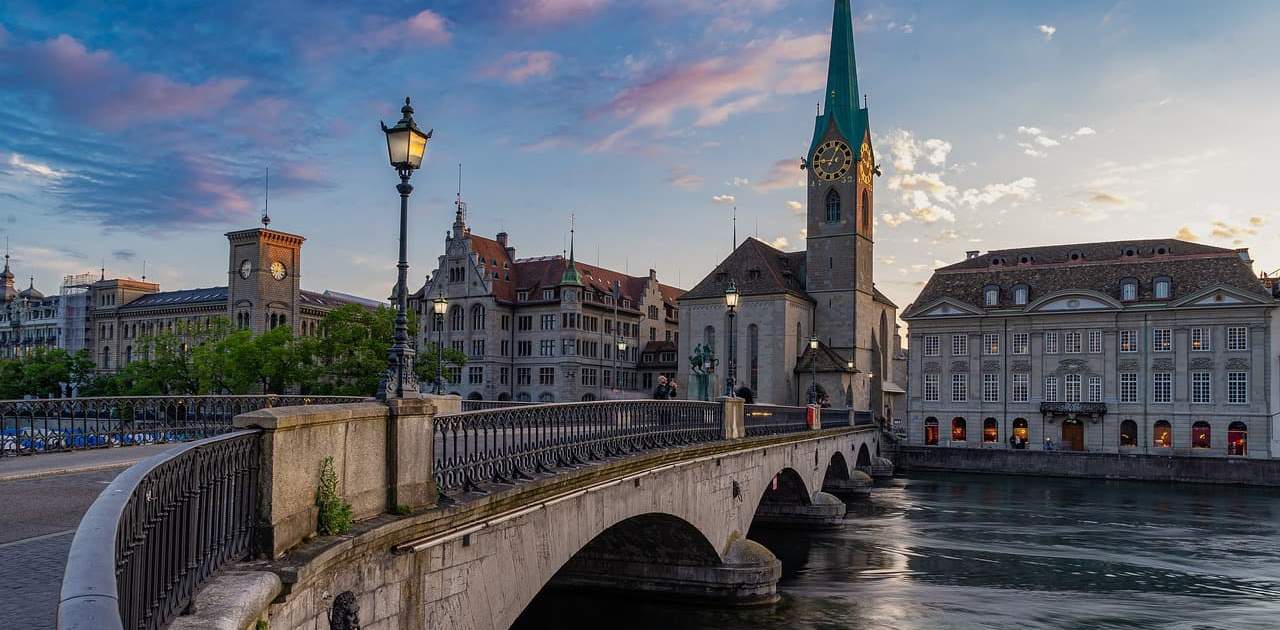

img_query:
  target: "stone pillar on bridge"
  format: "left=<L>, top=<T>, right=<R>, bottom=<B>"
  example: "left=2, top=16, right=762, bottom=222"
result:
left=720, top=396, right=745, bottom=439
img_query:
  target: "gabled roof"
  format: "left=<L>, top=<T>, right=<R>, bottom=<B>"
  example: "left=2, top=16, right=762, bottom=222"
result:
left=122, top=286, right=228, bottom=309
left=794, top=341, right=854, bottom=373
left=680, top=238, right=809, bottom=302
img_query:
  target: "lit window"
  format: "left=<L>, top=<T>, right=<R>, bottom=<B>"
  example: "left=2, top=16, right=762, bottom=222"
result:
left=1153, top=421, right=1172, bottom=448
left=1190, top=327, right=1210, bottom=352
left=951, top=417, right=967, bottom=441
left=1119, top=330, right=1138, bottom=353
left=1153, top=328, right=1172, bottom=352
left=1192, top=421, right=1211, bottom=449
left=924, top=418, right=939, bottom=445
left=983, top=333, right=1000, bottom=355
left=982, top=418, right=999, bottom=443
left=1120, top=420, right=1138, bottom=447
left=1228, top=422, right=1248, bottom=456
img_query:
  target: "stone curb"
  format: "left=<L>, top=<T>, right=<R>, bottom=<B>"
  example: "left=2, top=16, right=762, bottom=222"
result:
left=0, top=459, right=143, bottom=482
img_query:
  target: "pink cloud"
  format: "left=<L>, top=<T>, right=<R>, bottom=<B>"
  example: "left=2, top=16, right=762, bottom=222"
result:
left=368, top=9, right=452, bottom=47
left=0, top=34, right=246, bottom=131
left=508, top=0, right=610, bottom=26
left=482, top=51, right=559, bottom=84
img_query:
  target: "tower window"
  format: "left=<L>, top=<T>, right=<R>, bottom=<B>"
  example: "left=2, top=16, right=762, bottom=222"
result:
left=861, top=189, right=872, bottom=232
left=825, top=189, right=841, bottom=223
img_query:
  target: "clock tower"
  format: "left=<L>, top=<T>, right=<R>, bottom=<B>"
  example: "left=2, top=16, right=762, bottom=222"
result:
left=226, top=226, right=304, bottom=335
left=804, top=0, right=875, bottom=364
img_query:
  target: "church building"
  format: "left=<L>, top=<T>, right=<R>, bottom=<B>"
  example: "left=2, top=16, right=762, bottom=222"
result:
left=678, top=0, right=906, bottom=418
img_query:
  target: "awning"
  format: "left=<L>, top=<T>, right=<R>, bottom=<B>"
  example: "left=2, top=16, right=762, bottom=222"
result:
left=881, top=381, right=906, bottom=395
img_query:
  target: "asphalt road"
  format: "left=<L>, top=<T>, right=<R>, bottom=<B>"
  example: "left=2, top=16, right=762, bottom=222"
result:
left=0, top=468, right=128, bottom=630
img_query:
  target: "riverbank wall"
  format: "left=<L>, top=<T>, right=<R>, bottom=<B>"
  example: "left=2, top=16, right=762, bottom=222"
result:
left=893, top=445, right=1280, bottom=487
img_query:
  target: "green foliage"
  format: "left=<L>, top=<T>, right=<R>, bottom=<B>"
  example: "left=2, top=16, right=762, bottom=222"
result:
left=316, top=456, right=353, bottom=536
left=414, top=344, right=469, bottom=389
left=0, top=348, right=97, bottom=399
left=255, top=620, right=269, bottom=630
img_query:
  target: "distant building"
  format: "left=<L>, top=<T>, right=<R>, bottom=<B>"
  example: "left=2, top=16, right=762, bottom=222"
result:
left=408, top=205, right=683, bottom=402
left=1, top=255, right=64, bottom=360
left=902, top=239, right=1278, bottom=459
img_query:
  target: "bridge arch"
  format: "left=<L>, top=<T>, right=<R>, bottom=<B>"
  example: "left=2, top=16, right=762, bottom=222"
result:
left=856, top=443, right=872, bottom=468
left=824, top=451, right=851, bottom=485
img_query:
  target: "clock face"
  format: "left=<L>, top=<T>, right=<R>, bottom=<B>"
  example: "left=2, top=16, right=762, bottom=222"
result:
left=813, top=140, right=853, bottom=181
left=270, top=261, right=286, bottom=281
left=858, top=141, right=874, bottom=187
left=239, top=260, right=252, bottom=279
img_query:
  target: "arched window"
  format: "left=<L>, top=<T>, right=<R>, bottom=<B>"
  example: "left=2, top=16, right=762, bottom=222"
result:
left=861, top=189, right=872, bottom=232
left=984, top=286, right=1000, bottom=307
left=581, top=393, right=596, bottom=402
left=471, top=304, right=486, bottom=330
left=924, top=417, right=939, bottom=445
left=825, top=189, right=841, bottom=223
left=1120, top=279, right=1138, bottom=302
left=1119, top=420, right=1138, bottom=447
left=1013, top=285, right=1029, bottom=306
left=101, top=346, right=111, bottom=370
left=951, top=417, right=967, bottom=442
left=748, top=324, right=759, bottom=393
left=516, top=392, right=531, bottom=402
left=1192, top=421, right=1211, bottom=449
left=450, top=305, right=465, bottom=331
left=124, top=346, right=133, bottom=365
left=982, top=418, right=998, bottom=443
left=703, top=325, right=716, bottom=354
left=1153, top=420, right=1172, bottom=448
left=1227, top=421, right=1248, bottom=456
left=1012, top=418, right=1028, bottom=443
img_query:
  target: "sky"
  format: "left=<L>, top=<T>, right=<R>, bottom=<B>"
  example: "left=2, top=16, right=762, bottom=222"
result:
left=2, top=0, right=1279, bottom=317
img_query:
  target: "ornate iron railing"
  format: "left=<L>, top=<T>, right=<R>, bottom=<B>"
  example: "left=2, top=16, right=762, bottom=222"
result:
left=744, top=404, right=811, bottom=437
left=0, top=395, right=363, bottom=457
left=433, top=400, right=723, bottom=496
left=853, top=411, right=874, bottom=427
left=460, top=399, right=534, bottom=412
left=821, top=408, right=852, bottom=429
left=58, top=430, right=261, bottom=630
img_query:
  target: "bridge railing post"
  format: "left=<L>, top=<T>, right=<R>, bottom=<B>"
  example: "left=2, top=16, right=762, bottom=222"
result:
left=720, top=396, right=744, bottom=440
left=808, top=405, right=821, bottom=431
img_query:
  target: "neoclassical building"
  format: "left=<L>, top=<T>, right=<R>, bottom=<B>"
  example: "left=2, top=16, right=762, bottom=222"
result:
left=678, top=0, right=907, bottom=417
left=0, top=254, right=65, bottom=360
left=902, top=239, right=1278, bottom=459
left=408, top=205, right=683, bottom=402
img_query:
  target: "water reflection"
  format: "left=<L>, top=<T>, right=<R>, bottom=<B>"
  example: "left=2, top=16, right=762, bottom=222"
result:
left=514, top=474, right=1280, bottom=629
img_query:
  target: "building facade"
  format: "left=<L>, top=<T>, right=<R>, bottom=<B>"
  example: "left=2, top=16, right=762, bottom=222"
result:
left=407, top=205, right=683, bottom=402
left=678, top=0, right=906, bottom=418
left=1, top=254, right=64, bottom=360
left=903, top=239, right=1278, bottom=459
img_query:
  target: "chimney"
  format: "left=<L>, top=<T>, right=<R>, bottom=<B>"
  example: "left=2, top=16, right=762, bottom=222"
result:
left=966, top=250, right=981, bottom=260
left=496, top=232, right=508, bottom=247
left=649, top=268, right=657, bottom=282
left=1236, top=248, right=1252, bottom=263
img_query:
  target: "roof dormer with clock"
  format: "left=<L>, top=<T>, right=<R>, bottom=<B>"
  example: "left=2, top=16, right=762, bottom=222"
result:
left=226, top=226, right=305, bottom=334
left=804, top=0, right=876, bottom=359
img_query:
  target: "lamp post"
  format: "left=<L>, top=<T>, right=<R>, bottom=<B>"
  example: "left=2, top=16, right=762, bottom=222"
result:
left=724, top=281, right=739, bottom=397
left=807, top=335, right=819, bottom=405
left=845, top=360, right=855, bottom=408
left=432, top=290, right=448, bottom=395
left=377, top=97, right=432, bottom=401
left=616, top=337, right=627, bottom=393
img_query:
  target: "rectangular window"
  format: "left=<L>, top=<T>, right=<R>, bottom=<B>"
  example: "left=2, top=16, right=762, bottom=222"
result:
left=1088, top=330, right=1103, bottom=354
left=982, top=373, right=1000, bottom=402
left=952, top=373, right=968, bottom=403
left=518, top=316, right=533, bottom=331
left=1045, top=332, right=1059, bottom=354
left=1190, top=327, right=1211, bottom=352
left=1153, top=328, right=1172, bottom=352
left=451, top=340, right=464, bottom=353
left=1043, top=376, right=1058, bottom=402
left=1119, top=330, right=1138, bottom=353
left=603, top=369, right=612, bottom=387
left=517, top=367, right=531, bottom=385
left=1227, top=326, right=1248, bottom=351
left=1227, top=372, right=1248, bottom=404
left=539, top=367, right=555, bottom=386
left=1064, top=332, right=1082, bottom=354
left=470, top=339, right=485, bottom=358
left=1064, top=374, right=1082, bottom=402
left=924, top=335, right=940, bottom=357
left=499, top=367, right=510, bottom=385
left=952, top=335, right=968, bottom=356
left=500, top=340, right=510, bottom=357
left=501, top=315, right=511, bottom=331
left=1012, top=373, right=1029, bottom=403
left=983, top=333, right=1000, bottom=355
left=468, top=366, right=483, bottom=385
left=543, top=289, right=555, bottom=301
left=561, top=339, right=575, bottom=356
left=582, top=368, right=597, bottom=387
left=539, top=340, right=555, bottom=356
left=924, top=374, right=939, bottom=402
left=1120, top=373, right=1138, bottom=403
left=1192, top=371, right=1212, bottom=403
left=1153, top=372, right=1172, bottom=403
left=1087, top=376, right=1103, bottom=403
left=517, top=341, right=532, bottom=357
left=517, top=291, right=529, bottom=302
left=540, top=314, right=556, bottom=330
left=1012, top=333, right=1029, bottom=355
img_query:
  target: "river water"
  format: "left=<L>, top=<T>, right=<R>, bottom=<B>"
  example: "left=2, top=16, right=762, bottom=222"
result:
left=515, top=473, right=1280, bottom=629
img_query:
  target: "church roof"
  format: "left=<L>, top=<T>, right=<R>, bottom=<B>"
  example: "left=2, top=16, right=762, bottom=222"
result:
left=809, top=0, right=870, bottom=159
left=18, top=279, right=44, bottom=300
left=680, top=238, right=809, bottom=302
left=904, top=239, right=1270, bottom=317
left=300, top=290, right=382, bottom=310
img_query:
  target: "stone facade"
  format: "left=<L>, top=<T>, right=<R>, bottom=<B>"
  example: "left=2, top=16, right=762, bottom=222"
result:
left=407, top=205, right=683, bottom=402
left=903, top=239, right=1278, bottom=459
left=0, top=254, right=65, bottom=360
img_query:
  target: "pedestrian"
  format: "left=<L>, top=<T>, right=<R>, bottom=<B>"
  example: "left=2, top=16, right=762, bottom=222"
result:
left=735, top=386, right=755, bottom=404
left=653, top=376, right=670, bottom=400
left=1044, top=437, right=1054, bottom=451
left=667, top=379, right=679, bottom=400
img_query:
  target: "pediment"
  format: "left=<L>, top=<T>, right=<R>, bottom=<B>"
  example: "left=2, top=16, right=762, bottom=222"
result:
left=1172, top=286, right=1271, bottom=308
left=1025, top=290, right=1121, bottom=313
left=908, top=297, right=983, bottom=318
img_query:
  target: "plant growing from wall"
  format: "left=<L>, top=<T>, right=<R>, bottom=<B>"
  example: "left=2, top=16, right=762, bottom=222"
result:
left=316, top=456, right=353, bottom=535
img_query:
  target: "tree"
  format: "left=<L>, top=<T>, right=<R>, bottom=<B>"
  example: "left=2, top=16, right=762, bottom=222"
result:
left=298, top=304, right=444, bottom=396
left=415, top=344, right=469, bottom=390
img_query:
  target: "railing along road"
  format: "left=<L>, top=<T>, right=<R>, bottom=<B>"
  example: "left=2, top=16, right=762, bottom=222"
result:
left=1, top=395, right=363, bottom=457
left=744, top=404, right=811, bottom=437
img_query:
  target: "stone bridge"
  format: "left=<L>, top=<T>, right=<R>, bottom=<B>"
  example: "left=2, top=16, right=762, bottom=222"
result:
left=60, top=398, right=889, bottom=630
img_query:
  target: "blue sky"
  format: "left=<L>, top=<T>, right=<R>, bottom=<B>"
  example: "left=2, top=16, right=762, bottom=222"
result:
left=2, top=0, right=1278, bottom=312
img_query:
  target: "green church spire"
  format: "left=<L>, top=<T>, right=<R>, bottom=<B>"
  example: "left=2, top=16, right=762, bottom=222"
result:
left=560, top=216, right=582, bottom=286
left=809, top=0, right=868, bottom=159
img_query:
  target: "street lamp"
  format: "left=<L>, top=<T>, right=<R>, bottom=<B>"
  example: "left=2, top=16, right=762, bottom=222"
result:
left=432, top=290, right=448, bottom=395
left=807, top=335, right=819, bottom=405
left=616, top=337, right=627, bottom=392
left=377, top=97, right=433, bottom=401
left=724, top=281, right=739, bottom=397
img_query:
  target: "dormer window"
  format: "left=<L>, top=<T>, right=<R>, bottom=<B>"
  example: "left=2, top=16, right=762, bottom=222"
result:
left=543, top=289, right=555, bottom=301
left=1155, top=246, right=1169, bottom=255
left=990, top=258, right=1002, bottom=267
left=517, top=290, right=528, bottom=302
left=1120, top=279, right=1138, bottom=302
left=1013, top=285, right=1029, bottom=306
left=984, top=286, right=1000, bottom=307
left=1154, top=277, right=1171, bottom=300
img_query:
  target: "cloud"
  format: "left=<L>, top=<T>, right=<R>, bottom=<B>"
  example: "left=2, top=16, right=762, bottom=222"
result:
left=754, top=158, right=804, bottom=191
left=1017, top=143, right=1047, bottom=158
left=787, top=200, right=803, bottom=214
left=508, top=0, right=610, bottom=26
left=933, top=229, right=960, bottom=242
left=1088, top=191, right=1133, bottom=206
left=768, top=236, right=790, bottom=249
left=666, top=166, right=703, bottom=190
left=712, top=194, right=736, bottom=205
left=0, top=34, right=247, bottom=131
left=6, top=153, right=67, bottom=180
left=1017, top=126, right=1043, bottom=136
left=1056, top=206, right=1108, bottom=222
left=1033, top=135, right=1060, bottom=148
left=1176, top=226, right=1200, bottom=242
left=112, top=249, right=137, bottom=261
left=1039, top=24, right=1057, bottom=40
left=727, top=177, right=750, bottom=187
left=1073, top=126, right=1097, bottom=137
left=960, top=177, right=1038, bottom=207
left=1210, top=218, right=1262, bottom=240
left=481, top=51, right=559, bottom=84
left=886, top=129, right=951, bottom=172
left=888, top=171, right=958, bottom=205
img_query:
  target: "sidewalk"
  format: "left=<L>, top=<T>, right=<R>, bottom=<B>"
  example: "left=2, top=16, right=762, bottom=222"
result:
left=0, top=444, right=177, bottom=482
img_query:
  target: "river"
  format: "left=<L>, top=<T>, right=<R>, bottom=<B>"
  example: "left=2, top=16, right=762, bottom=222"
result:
left=514, top=473, right=1280, bottom=629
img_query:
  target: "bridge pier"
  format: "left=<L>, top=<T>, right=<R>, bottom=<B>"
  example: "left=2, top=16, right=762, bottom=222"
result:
left=823, top=469, right=874, bottom=502
left=752, top=490, right=846, bottom=529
